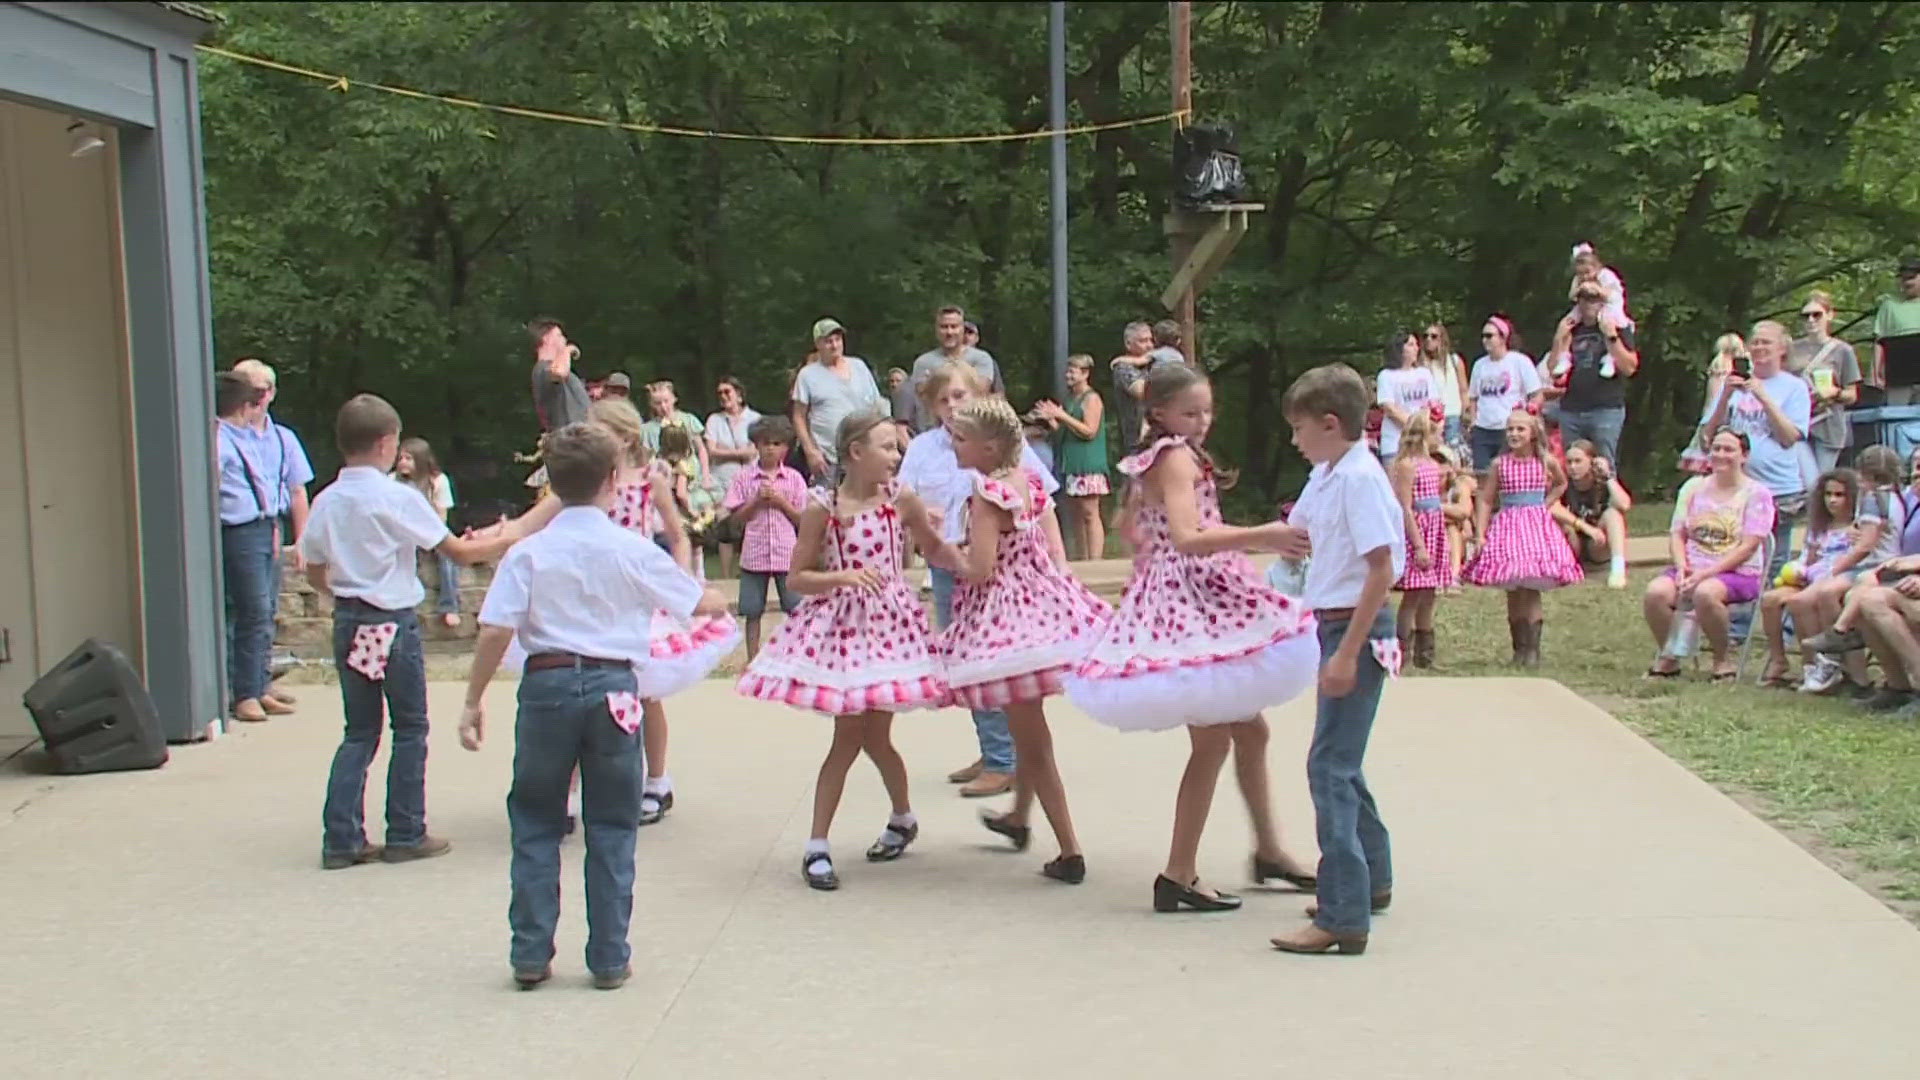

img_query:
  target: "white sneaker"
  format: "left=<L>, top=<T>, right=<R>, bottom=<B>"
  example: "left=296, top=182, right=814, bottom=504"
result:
left=1798, top=656, right=1844, bottom=694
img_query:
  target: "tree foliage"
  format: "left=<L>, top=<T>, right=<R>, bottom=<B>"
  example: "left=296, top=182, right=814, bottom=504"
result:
left=199, top=1, right=1920, bottom=505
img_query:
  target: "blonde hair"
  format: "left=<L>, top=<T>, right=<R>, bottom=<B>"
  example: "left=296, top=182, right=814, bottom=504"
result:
left=233, top=358, right=277, bottom=387
left=916, top=360, right=988, bottom=407
left=588, top=397, right=648, bottom=467
left=1066, top=353, right=1094, bottom=373
left=1856, top=444, right=1902, bottom=489
left=948, top=397, right=1023, bottom=472
left=834, top=408, right=894, bottom=466
left=1806, top=289, right=1836, bottom=315
left=1503, top=411, right=1551, bottom=463
left=1710, top=333, right=1748, bottom=376
left=1394, top=411, right=1440, bottom=465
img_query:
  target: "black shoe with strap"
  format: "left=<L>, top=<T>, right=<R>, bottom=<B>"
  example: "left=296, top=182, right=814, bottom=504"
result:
left=980, top=810, right=1031, bottom=851
left=802, top=851, right=839, bottom=891
left=1153, top=875, right=1242, bottom=913
left=1041, top=854, right=1086, bottom=884
left=865, top=820, right=918, bottom=861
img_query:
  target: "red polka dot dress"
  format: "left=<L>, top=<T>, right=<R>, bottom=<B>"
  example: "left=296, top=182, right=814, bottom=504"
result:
left=935, top=469, right=1112, bottom=710
left=1462, top=455, right=1584, bottom=590
left=1063, top=437, right=1318, bottom=731
left=736, top=483, right=949, bottom=715
left=1396, top=458, right=1455, bottom=591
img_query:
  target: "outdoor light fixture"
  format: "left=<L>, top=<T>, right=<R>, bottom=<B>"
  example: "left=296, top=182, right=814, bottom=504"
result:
left=67, top=120, right=105, bottom=158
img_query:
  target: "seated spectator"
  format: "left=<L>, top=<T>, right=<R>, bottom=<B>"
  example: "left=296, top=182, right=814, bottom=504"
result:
left=1758, top=468, right=1862, bottom=689
left=1553, top=440, right=1632, bottom=588
left=1795, top=445, right=1906, bottom=695
left=1644, top=428, right=1772, bottom=681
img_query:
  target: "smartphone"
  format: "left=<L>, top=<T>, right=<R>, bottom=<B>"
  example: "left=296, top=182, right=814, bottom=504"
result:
left=1731, top=354, right=1752, bottom=379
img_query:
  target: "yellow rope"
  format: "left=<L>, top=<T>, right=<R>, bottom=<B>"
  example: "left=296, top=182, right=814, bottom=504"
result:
left=196, top=44, right=1190, bottom=146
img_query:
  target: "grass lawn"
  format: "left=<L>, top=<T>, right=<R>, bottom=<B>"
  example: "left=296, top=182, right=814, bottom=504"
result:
left=1421, top=569, right=1920, bottom=918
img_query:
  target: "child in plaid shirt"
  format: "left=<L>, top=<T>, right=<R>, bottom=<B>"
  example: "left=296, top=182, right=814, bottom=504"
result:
left=723, top=416, right=809, bottom=660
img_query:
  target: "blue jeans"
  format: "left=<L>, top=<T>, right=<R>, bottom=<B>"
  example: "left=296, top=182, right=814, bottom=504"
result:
left=221, top=519, right=277, bottom=705
left=928, top=566, right=1016, bottom=773
left=509, top=664, right=644, bottom=976
left=1308, top=609, right=1395, bottom=936
left=433, top=551, right=461, bottom=615
left=1558, top=405, right=1628, bottom=464
left=1768, top=498, right=1802, bottom=582
left=1469, top=426, right=1506, bottom=472
left=322, top=603, right=428, bottom=855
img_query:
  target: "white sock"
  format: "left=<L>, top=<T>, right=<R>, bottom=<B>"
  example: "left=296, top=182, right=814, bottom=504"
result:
left=1610, top=553, right=1626, bottom=574
left=880, top=812, right=918, bottom=843
left=804, top=838, right=832, bottom=876
left=643, top=775, right=673, bottom=797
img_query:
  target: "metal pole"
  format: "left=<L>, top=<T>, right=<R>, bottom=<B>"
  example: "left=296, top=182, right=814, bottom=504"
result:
left=1170, top=0, right=1197, bottom=364
left=1049, top=0, right=1069, bottom=400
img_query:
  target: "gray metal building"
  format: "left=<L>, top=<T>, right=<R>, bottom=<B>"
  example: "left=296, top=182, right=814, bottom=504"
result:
left=1, top=1, right=222, bottom=744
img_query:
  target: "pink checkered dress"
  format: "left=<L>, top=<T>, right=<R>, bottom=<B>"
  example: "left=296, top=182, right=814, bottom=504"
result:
left=936, top=470, right=1111, bottom=709
left=736, top=483, right=949, bottom=715
left=1462, top=455, right=1584, bottom=590
left=1396, top=458, right=1455, bottom=591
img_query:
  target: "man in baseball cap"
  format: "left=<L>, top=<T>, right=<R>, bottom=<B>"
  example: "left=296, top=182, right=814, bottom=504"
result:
left=603, top=372, right=632, bottom=399
left=792, top=317, right=883, bottom=478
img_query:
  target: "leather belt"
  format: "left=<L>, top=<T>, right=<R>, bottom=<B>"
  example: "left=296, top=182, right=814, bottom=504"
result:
left=523, top=652, right=628, bottom=673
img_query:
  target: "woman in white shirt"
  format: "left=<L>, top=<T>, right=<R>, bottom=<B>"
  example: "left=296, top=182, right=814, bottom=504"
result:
left=1466, top=314, right=1541, bottom=472
left=1422, top=322, right=1470, bottom=459
left=704, top=375, right=761, bottom=578
left=1375, top=331, right=1439, bottom=461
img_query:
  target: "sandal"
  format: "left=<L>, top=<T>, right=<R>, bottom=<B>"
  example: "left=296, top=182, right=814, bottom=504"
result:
left=865, top=820, right=918, bottom=862
left=801, top=851, right=839, bottom=891
left=639, top=790, right=674, bottom=826
left=1644, top=666, right=1681, bottom=680
left=1709, top=669, right=1738, bottom=683
left=980, top=810, right=1031, bottom=851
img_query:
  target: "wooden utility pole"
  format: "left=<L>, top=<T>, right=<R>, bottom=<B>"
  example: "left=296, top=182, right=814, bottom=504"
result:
left=1169, top=1, right=1197, bottom=362
left=1161, top=0, right=1260, bottom=370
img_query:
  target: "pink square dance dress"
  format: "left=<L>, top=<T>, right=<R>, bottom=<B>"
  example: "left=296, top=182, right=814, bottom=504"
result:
left=935, top=470, right=1111, bottom=710
left=1063, top=436, right=1319, bottom=730
left=1395, top=458, right=1455, bottom=591
left=736, top=483, right=949, bottom=715
left=1461, top=455, right=1584, bottom=590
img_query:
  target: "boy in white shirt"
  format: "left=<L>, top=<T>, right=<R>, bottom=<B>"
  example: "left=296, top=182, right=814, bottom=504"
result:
left=1272, top=363, right=1406, bottom=958
left=298, top=395, right=513, bottom=871
left=459, top=422, right=727, bottom=992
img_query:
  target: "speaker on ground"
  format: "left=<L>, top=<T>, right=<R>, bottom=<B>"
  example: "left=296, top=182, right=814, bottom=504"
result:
left=21, top=638, right=169, bottom=774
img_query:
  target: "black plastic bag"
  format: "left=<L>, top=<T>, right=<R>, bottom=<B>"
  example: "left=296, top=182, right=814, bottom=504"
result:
left=1173, top=122, right=1248, bottom=208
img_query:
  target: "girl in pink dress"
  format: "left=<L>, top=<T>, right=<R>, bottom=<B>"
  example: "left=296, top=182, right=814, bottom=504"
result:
left=1063, top=364, right=1319, bottom=913
left=936, top=397, right=1111, bottom=884
left=738, top=411, right=958, bottom=890
left=494, top=399, right=738, bottom=827
left=1390, top=412, right=1453, bottom=668
left=1462, top=411, right=1583, bottom=666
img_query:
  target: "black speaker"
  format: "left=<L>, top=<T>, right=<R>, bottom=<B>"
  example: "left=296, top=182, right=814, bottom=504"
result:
left=22, top=638, right=169, bottom=774
left=1173, top=121, right=1249, bottom=208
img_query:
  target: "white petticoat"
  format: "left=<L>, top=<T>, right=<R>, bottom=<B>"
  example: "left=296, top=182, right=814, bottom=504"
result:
left=500, top=612, right=740, bottom=703
left=1062, top=631, right=1320, bottom=731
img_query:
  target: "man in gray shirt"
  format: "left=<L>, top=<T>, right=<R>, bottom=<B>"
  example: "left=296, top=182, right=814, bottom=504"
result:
left=527, top=316, right=589, bottom=431
left=904, top=305, right=1003, bottom=433
left=1109, top=319, right=1188, bottom=448
left=793, top=317, right=885, bottom=478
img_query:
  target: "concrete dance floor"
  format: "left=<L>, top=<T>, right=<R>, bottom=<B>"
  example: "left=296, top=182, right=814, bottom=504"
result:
left=4, top=678, right=1917, bottom=1079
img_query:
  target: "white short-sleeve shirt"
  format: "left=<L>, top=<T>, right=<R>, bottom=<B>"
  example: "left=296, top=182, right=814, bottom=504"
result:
left=898, top=425, right=1060, bottom=544
left=298, top=466, right=452, bottom=611
left=1286, top=440, right=1406, bottom=610
left=479, top=505, right=703, bottom=664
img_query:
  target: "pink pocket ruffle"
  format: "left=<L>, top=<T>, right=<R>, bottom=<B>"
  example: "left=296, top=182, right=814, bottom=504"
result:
left=606, top=691, right=643, bottom=734
left=346, top=622, right=400, bottom=681
left=1369, top=637, right=1403, bottom=679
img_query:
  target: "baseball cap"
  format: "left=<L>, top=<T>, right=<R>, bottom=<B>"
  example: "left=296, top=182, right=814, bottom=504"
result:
left=1899, top=255, right=1920, bottom=276
left=605, top=372, right=632, bottom=389
left=811, top=317, right=845, bottom=342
